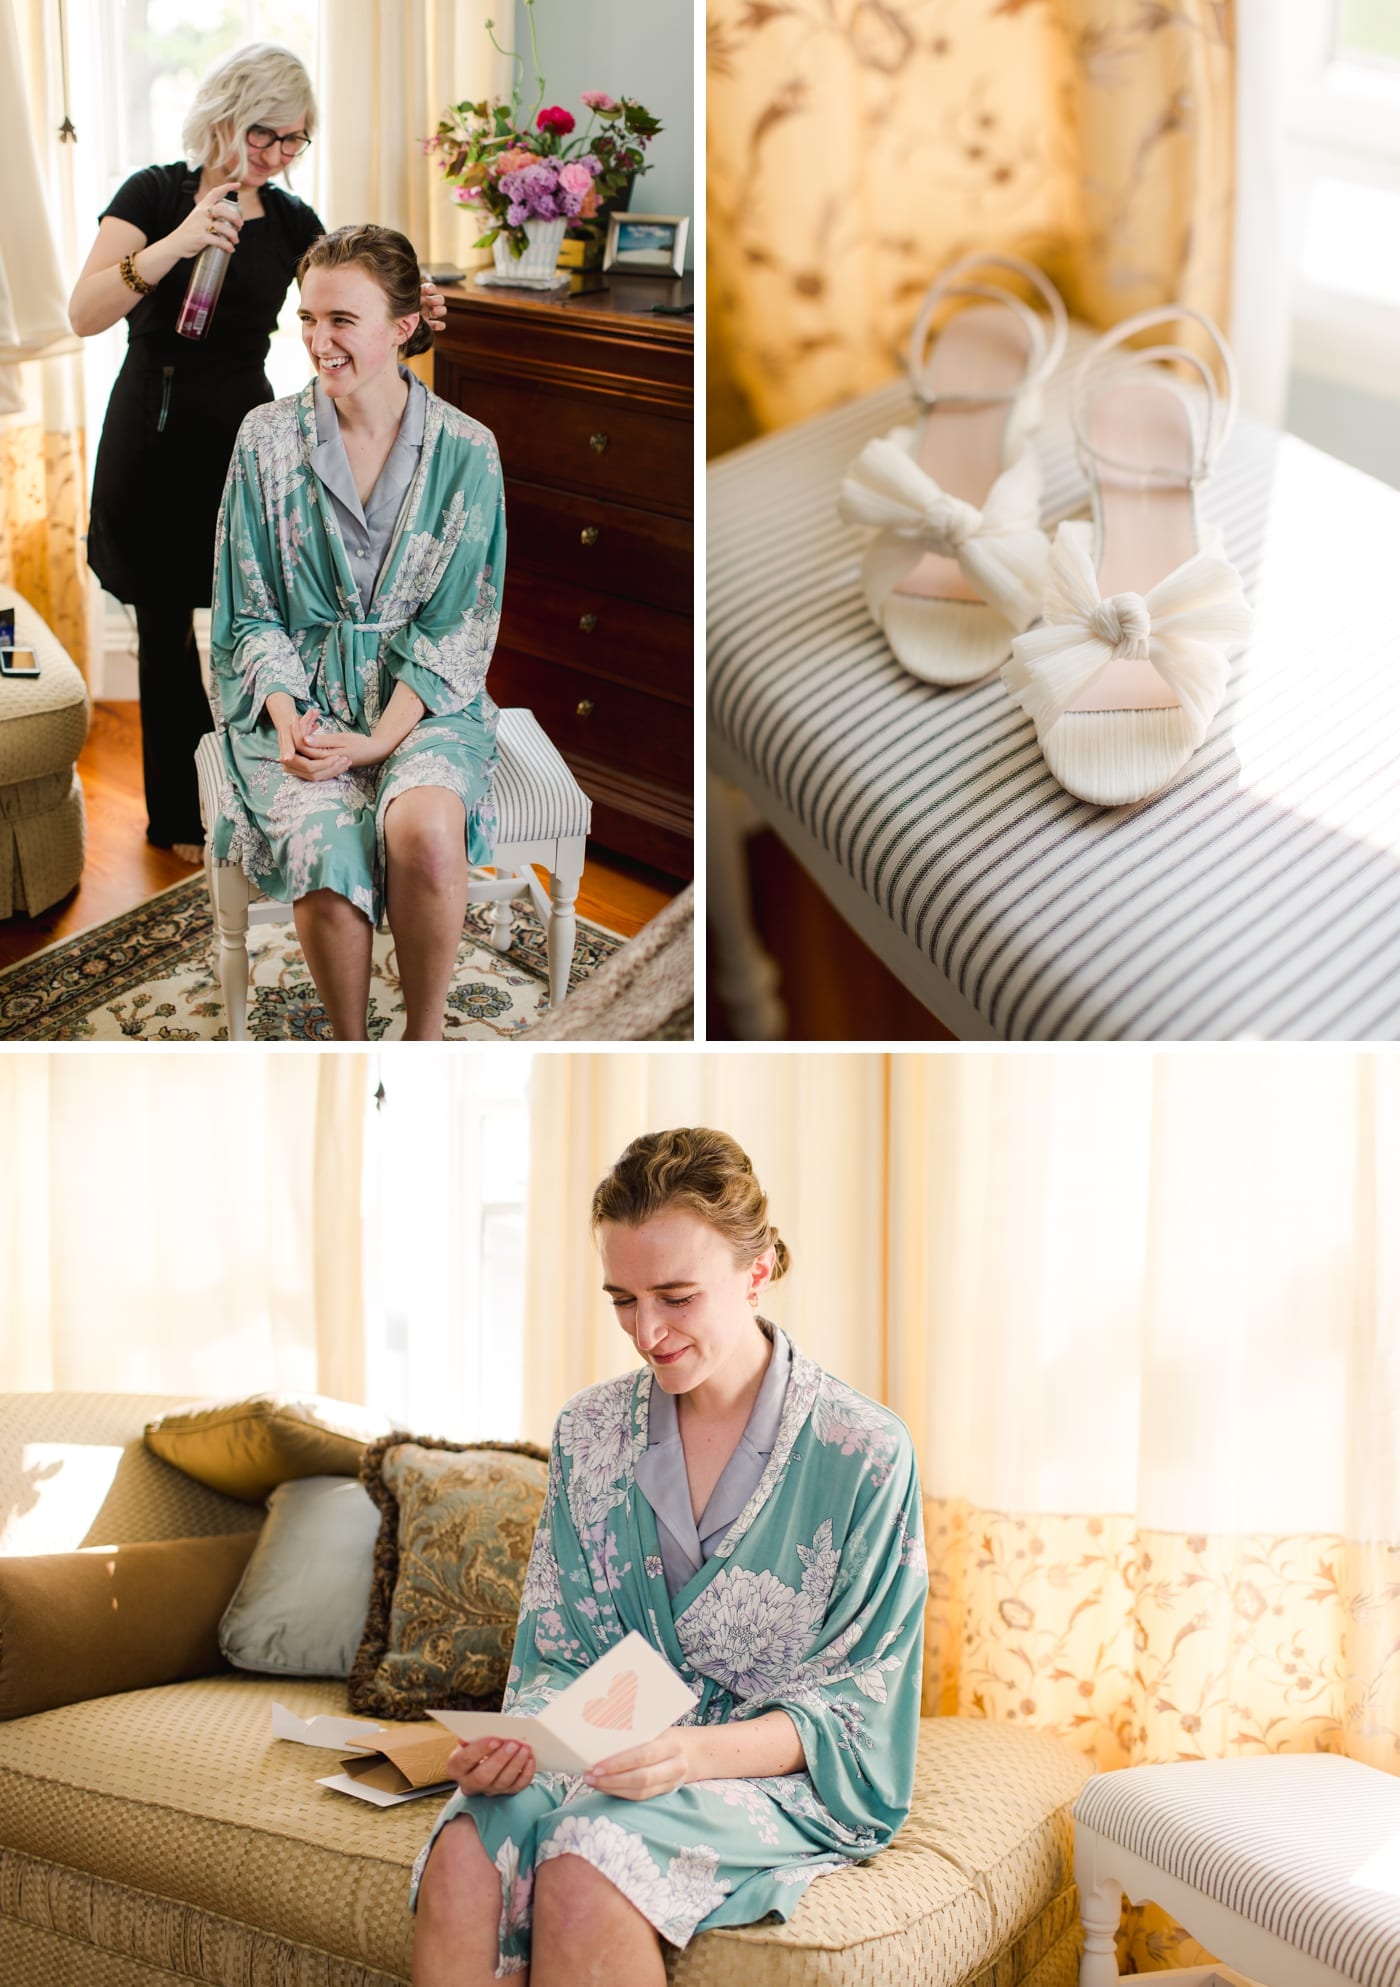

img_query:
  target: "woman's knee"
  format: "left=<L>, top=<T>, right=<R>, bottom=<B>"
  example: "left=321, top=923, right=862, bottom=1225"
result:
left=415, top=1818, right=495, bottom=1934
left=384, top=792, right=466, bottom=888
left=534, top=1851, right=636, bottom=1941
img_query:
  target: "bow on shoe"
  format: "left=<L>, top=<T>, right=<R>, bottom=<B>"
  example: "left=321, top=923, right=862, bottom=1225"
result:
left=840, top=438, right=1048, bottom=632
left=1003, top=523, right=1254, bottom=733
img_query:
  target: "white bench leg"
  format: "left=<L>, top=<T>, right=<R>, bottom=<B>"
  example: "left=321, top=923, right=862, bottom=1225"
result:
left=210, top=860, right=252, bottom=1042
left=1079, top=1877, right=1124, bottom=1987
left=546, top=841, right=584, bottom=1009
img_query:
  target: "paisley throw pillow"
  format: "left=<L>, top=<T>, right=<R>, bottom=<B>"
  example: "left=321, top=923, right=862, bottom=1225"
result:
left=348, top=1433, right=548, bottom=1718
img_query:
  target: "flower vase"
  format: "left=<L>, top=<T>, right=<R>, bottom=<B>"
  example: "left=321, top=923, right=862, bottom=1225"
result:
left=493, top=217, right=567, bottom=284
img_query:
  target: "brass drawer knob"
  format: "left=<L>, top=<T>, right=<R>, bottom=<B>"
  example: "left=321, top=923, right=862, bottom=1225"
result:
left=576, top=698, right=595, bottom=718
left=589, top=432, right=609, bottom=454
left=579, top=612, right=598, bottom=633
left=580, top=525, right=600, bottom=547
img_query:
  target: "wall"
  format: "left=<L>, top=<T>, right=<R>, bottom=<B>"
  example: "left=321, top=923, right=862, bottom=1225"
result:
left=513, top=0, right=693, bottom=267
left=1285, top=371, right=1400, bottom=493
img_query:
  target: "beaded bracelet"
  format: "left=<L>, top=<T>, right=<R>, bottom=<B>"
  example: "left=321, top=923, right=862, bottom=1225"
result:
left=119, top=253, right=153, bottom=296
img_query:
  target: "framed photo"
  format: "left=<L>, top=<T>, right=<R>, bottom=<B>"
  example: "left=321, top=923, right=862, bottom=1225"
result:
left=603, top=213, right=689, bottom=278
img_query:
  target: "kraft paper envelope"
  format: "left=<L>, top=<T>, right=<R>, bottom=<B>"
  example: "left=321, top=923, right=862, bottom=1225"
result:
left=273, top=1702, right=457, bottom=1799
left=429, top=1631, right=697, bottom=1775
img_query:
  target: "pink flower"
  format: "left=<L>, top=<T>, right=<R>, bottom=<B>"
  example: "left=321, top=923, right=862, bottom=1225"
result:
left=494, top=146, right=535, bottom=176
left=537, top=105, right=575, bottom=135
left=558, top=161, right=593, bottom=197
left=581, top=91, right=618, bottom=112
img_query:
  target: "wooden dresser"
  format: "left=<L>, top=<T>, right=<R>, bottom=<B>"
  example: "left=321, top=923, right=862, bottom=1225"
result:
left=435, top=275, right=694, bottom=877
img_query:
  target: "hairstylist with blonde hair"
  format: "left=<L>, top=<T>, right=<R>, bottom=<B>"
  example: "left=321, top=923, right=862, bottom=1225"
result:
left=410, top=1128, right=929, bottom=1987
left=69, top=42, right=448, bottom=865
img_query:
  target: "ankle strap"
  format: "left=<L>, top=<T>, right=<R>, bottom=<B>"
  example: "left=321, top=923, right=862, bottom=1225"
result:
left=906, top=253, right=1068, bottom=407
left=1070, top=306, right=1238, bottom=487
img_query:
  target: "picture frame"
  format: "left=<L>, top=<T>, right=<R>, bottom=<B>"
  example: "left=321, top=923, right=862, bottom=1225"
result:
left=0, top=650, right=41, bottom=678
left=603, top=213, right=689, bottom=279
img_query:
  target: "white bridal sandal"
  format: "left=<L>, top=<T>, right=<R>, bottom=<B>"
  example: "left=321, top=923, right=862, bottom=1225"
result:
left=839, top=252, right=1068, bottom=685
left=1002, top=307, right=1255, bottom=807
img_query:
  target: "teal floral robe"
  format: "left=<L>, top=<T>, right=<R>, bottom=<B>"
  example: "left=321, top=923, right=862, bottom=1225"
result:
left=208, top=381, right=504, bottom=922
left=410, top=1330, right=928, bottom=1975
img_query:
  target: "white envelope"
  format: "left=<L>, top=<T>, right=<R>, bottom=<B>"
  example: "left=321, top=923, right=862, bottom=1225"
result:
left=429, top=1631, right=697, bottom=1775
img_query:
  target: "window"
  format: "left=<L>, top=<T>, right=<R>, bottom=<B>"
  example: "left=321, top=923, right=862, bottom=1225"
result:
left=1282, top=0, right=1400, bottom=402
left=70, top=1, right=320, bottom=687
left=361, top=1056, right=533, bottom=1441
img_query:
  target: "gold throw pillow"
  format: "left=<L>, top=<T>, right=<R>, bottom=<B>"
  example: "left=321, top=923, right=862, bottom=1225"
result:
left=144, top=1393, right=392, bottom=1503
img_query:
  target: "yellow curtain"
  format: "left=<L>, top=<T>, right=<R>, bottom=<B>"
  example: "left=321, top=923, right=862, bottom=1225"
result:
left=706, top=0, right=1235, bottom=441
left=316, top=0, right=517, bottom=274
left=0, top=0, right=89, bottom=669
left=0, top=1055, right=370, bottom=1401
left=523, top=1049, right=1400, bottom=1788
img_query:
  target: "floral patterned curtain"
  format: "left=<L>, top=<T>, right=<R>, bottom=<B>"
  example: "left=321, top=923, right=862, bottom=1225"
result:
left=707, top=0, right=1236, bottom=444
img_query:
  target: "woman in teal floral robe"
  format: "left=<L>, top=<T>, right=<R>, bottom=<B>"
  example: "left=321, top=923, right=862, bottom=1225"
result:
left=208, top=227, right=504, bottom=1039
left=411, top=1130, right=928, bottom=1983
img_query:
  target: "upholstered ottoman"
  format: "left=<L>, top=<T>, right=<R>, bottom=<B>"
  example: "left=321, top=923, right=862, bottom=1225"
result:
left=1075, top=1757, right=1400, bottom=1987
left=0, top=593, right=89, bottom=918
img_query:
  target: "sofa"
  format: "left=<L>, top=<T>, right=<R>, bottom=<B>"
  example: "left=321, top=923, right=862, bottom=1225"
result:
left=0, top=1393, right=1093, bottom=1987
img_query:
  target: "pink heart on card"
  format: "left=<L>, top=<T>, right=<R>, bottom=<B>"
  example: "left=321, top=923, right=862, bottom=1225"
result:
left=582, top=1669, right=638, bottom=1730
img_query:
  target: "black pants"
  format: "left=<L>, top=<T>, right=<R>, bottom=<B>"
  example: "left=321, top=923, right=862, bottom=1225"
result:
left=133, top=600, right=213, bottom=847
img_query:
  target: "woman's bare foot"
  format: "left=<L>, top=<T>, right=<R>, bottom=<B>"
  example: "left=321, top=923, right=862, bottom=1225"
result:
left=171, top=842, right=205, bottom=865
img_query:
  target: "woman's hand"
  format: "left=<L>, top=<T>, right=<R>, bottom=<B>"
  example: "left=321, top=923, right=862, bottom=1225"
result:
left=299, top=719, right=387, bottom=770
left=269, top=704, right=350, bottom=782
left=419, top=279, right=449, bottom=334
left=583, top=1728, right=696, bottom=1802
left=447, top=1737, right=536, bottom=1797
left=162, top=182, right=243, bottom=263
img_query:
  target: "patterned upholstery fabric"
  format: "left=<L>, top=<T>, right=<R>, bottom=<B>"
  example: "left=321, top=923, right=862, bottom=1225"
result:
left=0, top=1678, right=1088, bottom=1987
left=1075, top=1757, right=1400, bottom=1987
left=348, top=1435, right=548, bottom=1718
left=0, top=1394, right=262, bottom=1555
left=0, top=595, right=89, bottom=919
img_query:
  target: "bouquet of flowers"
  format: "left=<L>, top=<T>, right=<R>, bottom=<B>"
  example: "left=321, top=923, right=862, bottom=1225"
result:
left=430, top=5, right=662, bottom=260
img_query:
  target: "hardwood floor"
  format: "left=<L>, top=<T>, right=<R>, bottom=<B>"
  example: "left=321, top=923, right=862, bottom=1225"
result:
left=0, top=702, right=679, bottom=974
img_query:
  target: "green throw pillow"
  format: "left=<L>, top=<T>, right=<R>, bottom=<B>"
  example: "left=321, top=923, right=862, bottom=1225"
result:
left=348, top=1434, right=548, bottom=1719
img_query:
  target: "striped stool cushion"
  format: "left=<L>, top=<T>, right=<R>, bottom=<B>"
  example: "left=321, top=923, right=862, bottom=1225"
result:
left=196, top=707, right=589, bottom=851
left=708, top=335, right=1400, bottom=1040
left=493, top=706, right=590, bottom=843
left=1075, top=1757, right=1400, bottom=1987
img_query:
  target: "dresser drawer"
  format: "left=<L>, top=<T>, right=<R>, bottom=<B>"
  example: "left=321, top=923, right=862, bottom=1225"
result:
left=461, top=373, right=692, bottom=515
left=504, top=480, right=692, bottom=614
left=489, top=649, right=692, bottom=778
left=500, top=572, right=690, bottom=701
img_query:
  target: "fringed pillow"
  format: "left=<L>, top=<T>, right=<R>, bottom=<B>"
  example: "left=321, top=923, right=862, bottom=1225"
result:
left=348, top=1433, right=548, bottom=1719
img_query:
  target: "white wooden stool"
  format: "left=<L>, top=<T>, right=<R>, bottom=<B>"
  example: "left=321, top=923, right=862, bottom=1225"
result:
left=194, top=706, right=591, bottom=1040
left=1075, top=1757, right=1400, bottom=1987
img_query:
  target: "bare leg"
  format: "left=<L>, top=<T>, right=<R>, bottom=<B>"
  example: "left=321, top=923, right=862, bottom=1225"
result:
left=531, top=1854, right=665, bottom=1987
left=412, top=1817, right=511, bottom=1987
left=292, top=888, right=373, bottom=1041
left=384, top=787, right=469, bottom=1041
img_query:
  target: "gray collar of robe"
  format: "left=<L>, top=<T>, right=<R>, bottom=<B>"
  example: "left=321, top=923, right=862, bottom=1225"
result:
left=309, top=364, right=426, bottom=531
left=635, top=1321, right=792, bottom=1600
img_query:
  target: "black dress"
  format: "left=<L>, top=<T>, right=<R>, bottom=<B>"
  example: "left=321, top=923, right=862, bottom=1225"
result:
left=86, top=163, right=324, bottom=844
left=88, top=163, right=325, bottom=605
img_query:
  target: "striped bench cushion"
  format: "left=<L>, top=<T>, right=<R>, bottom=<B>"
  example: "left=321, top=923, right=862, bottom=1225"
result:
left=708, top=340, right=1400, bottom=1040
left=1075, top=1757, right=1400, bottom=1987
left=196, top=707, right=590, bottom=849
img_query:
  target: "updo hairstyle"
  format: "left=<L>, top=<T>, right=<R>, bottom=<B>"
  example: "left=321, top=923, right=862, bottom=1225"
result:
left=590, top=1128, right=792, bottom=1282
left=297, top=224, right=433, bottom=358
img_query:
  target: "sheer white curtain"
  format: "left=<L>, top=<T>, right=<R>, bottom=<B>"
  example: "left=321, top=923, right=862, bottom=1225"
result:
left=0, top=1054, right=369, bottom=1401
left=315, top=0, right=515, bottom=266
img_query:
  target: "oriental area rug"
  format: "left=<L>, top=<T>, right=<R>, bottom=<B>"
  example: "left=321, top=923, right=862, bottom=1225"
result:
left=0, top=876, right=622, bottom=1041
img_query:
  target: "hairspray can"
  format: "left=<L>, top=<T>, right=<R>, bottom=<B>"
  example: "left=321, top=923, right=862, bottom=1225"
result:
left=176, top=201, right=239, bottom=340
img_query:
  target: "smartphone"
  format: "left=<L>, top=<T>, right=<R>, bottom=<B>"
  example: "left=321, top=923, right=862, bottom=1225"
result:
left=0, top=607, right=40, bottom=677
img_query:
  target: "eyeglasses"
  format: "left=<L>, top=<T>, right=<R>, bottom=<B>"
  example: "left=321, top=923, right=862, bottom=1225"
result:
left=246, top=124, right=312, bottom=157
